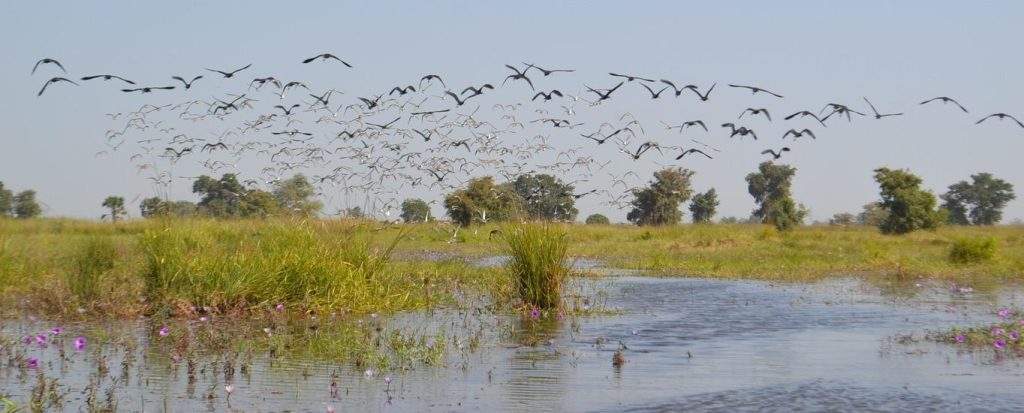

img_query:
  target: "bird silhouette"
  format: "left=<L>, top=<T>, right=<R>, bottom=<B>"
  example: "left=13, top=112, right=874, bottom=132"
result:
left=781, top=129, right=817, bottom=140
left=32, top=58, right=66, bottom=74
left=532, top=90, right=563, bottom=101
left=609, top=72, right=654, bottom=82
left=205, top=64, right=252, bottom=78
left=919, top=96, right=968, bottom=113
left=728, top=84, right=783, bottom=98
left=739, top=108, right=772, bottom=121
left=585, top=82, right=625, bottom=102
left=524, top=63, right=575, bottom=76
left=37, top=77, right=78, bottom=96
left=641, top=84, right=670, bottom=99
left=976, top=113, right=1024, bottom=129
left=863, top=97, right=903, bottom=119
left=121, top=86, right=175, bottom=94
left=675, top=148, right=713, bottom=160
left=81, top=74, right=135, bottom=85
left=784, top=111, right=827, bottom=127
left=171, top=75, right=203, bottom=89
left=761, top=147, right=791, bottom=159
left=302, top=53, right=352, bottom=67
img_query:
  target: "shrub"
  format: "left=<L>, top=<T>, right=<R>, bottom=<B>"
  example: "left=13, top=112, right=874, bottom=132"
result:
left=584, top=214, right=610, bottom=225
left=68, top=236, right=118, bottom=302
left=503, top=223, right=569, bottom=310
left=948, top=237, right=997, bottom=264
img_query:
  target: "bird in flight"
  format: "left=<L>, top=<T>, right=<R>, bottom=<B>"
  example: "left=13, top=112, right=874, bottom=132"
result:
left=274, top=104, right=301, bottom=115
left=722, top=123, right=758, bottom=140
left=524, top=63, right=574, bottom=76
left=532, top=90, right=563, bottom=101
left=172, top=75, right=203, bottom=89
left=662, top=120, right=708, bottom=132
left=461, top=84, right=494, bottom=97
left=444, top=90, right=475, bottom=106
left=389, top=85, right=416, bottom=96
left=121, top=86, right=175, bottom=94
left=675, top=148, right=713, bottom=160
left=302, top=53, right=352, bottom=67
left=784, top=111, right=827, bottom=127
left=641, top=84, right=670, bottom=99
left=205, top=64, right=252, bottom=78
left=761, top=147, right=791, bottom=160
left=37, top=77, right=78, bottom=96
left=585, top=81, right=625, bottom=102
left=976, top=113, right=1024, bottom=129
left=659, top=79, right=697, bottom=97
left=621, top=141, right=662, bottom=160
left=502, top=64, right=535, bottom=90
left=689, top=83, right=716, bottom=102
left=781, top=129, right=817, bottom=140
left=728, top=84, right=783, bottom=98
left=80, top=74, right=135, bottom=85
left=609, top=72, right=654, bottom=82
left=367, top=117, right=401, bottom=130
left=420, top=74, right=446, bottom=89
left=919, top=96, right=968, bottom=113
left=32, top=58, right=66, bottom=74
left=863, top=97, right=902, bottom=119
left=739, top=108, right=772, bottom=121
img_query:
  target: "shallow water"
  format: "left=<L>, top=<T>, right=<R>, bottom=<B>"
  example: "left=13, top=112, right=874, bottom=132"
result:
left=3, top=275, right=1024, bottom=412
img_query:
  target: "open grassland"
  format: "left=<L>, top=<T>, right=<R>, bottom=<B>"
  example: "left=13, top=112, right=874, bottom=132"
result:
left=2, top=218, right=1024, bottom=319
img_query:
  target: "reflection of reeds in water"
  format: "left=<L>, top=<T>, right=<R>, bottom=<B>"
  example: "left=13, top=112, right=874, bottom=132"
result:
left=503, top=223, right=570, bottom=310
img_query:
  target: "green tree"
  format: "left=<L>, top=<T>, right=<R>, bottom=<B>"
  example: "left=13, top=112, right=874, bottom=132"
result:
left=0, top=181, right=13, bottom=217
left=940, top=172, right=1016, bottom=225
left=240, top=189, right=280, bottom=218
left=857, top=202, right=888, bottom=226
left=101, top=196, right=126, bottom=222
left=829, top=212, right=855, bottom=226
left=140, top=197, right=197, bottom=218
left=192, top=174, right=246, bottom=217
left=272, top=174, right=322, bottom=217
left=13, top=190, right=42, bottom=219
left=689, top=188, right=719, bottom=224
left=745, top=162, right=806, bottom=231
left=873, top=167, right=944, bottom=234
left=627, top=168, right=695, bottom=226
left=585, top=214, right=610, bottom=225
left=511, top=174, right=578, bottom=221
left=400, top=198, right=432, bottom=223
left=443, top=176, right=522, bottom=226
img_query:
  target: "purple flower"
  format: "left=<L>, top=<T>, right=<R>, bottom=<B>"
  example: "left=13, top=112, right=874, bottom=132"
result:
left=1011, top=331, right=1021, bottom=341
left=994, top=339, right=1007, bottom=349
left=26, top=357, right=38, bottom=369
left=992, top=327, right=1006, bottom=337
left=34, top=334, right=47, bottom=348
left=998, top=308, right=1012, bottom=319
left=955, top=334, right=966, bottom=343
left=529, top=307, right=541, bottom=320
left=275, top=303, right=285, bottom=312
left=158, top=326, right=170, bottom=337
left=49, top=327, right=63, bottom=336
left=74, top=336, right=87, bottom=352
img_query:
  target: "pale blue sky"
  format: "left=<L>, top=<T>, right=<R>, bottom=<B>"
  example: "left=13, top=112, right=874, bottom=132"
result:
left=1, top=1, right=1021, bottom=222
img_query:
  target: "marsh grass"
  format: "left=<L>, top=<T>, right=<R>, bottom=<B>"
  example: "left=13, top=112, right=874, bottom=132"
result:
left=949, top=236, right=997, bottom=265
left=139, top=220, right=407, bottom=313
left=503, top=223, right=571, bottom=309
left=68, top=236, right=118, bottom=302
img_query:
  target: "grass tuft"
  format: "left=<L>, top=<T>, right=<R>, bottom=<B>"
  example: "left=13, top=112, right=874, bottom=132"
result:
left=503, top=223, right=570, bottom=309
left=949, top=236, right=997, bottom=265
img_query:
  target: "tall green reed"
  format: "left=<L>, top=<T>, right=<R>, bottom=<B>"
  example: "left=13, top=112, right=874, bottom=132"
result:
left=503, top=223, right=570, bottom=309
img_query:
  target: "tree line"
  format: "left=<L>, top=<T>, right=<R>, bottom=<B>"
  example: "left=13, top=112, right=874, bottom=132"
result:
left=2, top=166, right=1017, bottom=236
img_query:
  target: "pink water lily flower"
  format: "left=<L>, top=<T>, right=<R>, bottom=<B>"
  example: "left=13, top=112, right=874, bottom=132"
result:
left=998, top=308, right=1012, bottom=319
left=34, top=334, right=47, bottom=348
left=529, top=307, right=541, bottom=320
left=992, top=327, right=1006, bottom=337
left=26, top=357, right=39, bottom=369
left=49, top=327, right=63, bottom=336
left=1010, top=331, right=1021, bottom=341
left=954, top=334, right=966, bottom=343
left=994, top=339, right=1007, bottom=349
left=159, top=326, right=170, bottom=337
left=74, top=336, right=87, bottom=352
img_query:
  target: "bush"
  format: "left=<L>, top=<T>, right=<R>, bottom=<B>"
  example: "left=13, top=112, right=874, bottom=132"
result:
left=503, top=223, right=569, bottom=309
left=68, top=236, right=118, bottom=302
left=584, top=214, right=610, bottom=225
left=948, top=237, right=997, bottom=264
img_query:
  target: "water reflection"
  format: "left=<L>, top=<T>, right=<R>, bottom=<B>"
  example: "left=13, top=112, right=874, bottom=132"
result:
left=3, top=276, right=1024, bottom=412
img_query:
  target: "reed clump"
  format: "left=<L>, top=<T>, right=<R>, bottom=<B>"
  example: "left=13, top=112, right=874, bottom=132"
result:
left=948, top=236, right=997, bottom=264
left=503, top=223, right=570, bottom=309
left=139, top=220, right=401, bottom=313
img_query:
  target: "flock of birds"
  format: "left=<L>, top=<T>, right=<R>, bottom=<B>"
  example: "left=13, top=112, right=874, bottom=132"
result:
left=30, top=55, right=1024, bottom=217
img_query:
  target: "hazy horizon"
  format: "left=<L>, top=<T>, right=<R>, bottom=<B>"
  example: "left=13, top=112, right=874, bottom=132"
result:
left=2, top=1, right=1021, bottom=223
